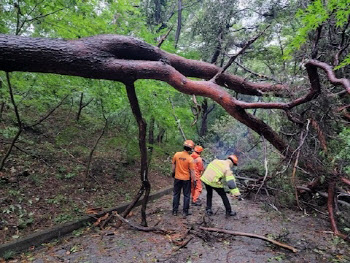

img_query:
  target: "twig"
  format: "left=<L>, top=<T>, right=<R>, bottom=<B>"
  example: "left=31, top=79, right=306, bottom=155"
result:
left=211, top=25, right=270, bottom=81
left=255, top=136, right=268, bottom=199
left=113, top=212, right=168, bottom=234
left=340, top=176, right=350, bottom=186
left=291, top=119, right=310, bottom=209
left=200, top=226, right=298, bottom=253
left=84, top=100, right=108, bottom=187
left=157, top=25, right=174, bottom=48
left=171, top=236, right=193, bottom=252
left=169, top=95, right=186, bottom=140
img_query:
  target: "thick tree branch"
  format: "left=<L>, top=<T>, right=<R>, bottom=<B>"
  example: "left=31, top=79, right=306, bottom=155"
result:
left=305, top=59, right=350, bottom=94
left=200, top=226, right=298, bottom=253
left=2, top=35, right=346, bottom=158
left=0, top=34, right=286, bottom=95
left=0, top=34, right=292, bottom=155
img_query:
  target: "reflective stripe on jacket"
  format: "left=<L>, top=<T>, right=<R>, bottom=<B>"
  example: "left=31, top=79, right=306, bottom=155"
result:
left=201, top=159, right=240, bottom=195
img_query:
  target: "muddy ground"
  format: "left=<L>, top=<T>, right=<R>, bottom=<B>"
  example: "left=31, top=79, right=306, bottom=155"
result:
left=6, top=190, right=350, bottom=263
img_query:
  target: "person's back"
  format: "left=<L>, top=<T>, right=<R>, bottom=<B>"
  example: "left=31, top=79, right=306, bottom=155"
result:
left=201, top=159, right=231, bottom=188
left=173, top=151, right=193, bottom=180
left=171, top=140, right=196, bottom=217
left=201, top=155, right=241, bottom=217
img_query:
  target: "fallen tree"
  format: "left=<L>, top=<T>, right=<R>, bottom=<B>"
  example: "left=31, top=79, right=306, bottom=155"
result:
left=0, top=34, right=349, bottom=236
left=1, top=34, right=349, bottom=156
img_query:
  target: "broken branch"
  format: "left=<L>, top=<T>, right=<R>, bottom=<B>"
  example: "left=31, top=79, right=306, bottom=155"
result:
left=199, top=226, right=298, bottom=253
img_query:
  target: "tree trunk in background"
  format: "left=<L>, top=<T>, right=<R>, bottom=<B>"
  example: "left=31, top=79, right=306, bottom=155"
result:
left=154, top=0, right=161, bottom=24
left=76, top=92, right=84, bottom=121
left=210, top=29, right=223, bottom=65
left=174, top=0, right=182, bottom=49
left=157, top=127, right=165, bottom=144
left=199, top=98, right=215, bottom=137
left=76, top=92, right=93, bottom=122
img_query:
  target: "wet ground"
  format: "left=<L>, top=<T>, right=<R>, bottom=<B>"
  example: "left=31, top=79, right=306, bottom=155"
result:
left=8, top=190, right=350, bottom=263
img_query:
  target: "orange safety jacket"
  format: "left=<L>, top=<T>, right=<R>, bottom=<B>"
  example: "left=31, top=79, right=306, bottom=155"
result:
left=172, top=151, right=195, bottom=180
left=191, top=152, right=204, bottom=179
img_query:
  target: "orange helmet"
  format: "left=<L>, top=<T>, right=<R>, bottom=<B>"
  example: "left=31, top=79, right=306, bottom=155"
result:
left=183, top=140, right=195, bottom=149
left=194, top=145, right=203, bottom=153
left=228, top=154, right=238, bottom=165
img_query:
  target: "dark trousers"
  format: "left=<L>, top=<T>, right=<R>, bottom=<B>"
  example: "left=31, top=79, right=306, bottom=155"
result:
left=173, top=179, right=191, bottom=213
left=204, top=182, right=232, bottom=213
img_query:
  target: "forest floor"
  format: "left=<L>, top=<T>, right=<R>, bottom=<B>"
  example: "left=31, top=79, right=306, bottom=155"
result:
left=6, top=189, right=350, bottom=263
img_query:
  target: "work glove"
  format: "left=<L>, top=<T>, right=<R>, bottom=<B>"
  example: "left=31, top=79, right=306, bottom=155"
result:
left=237, top=195, right=244, bottom=201
left=231, top=194, right=244, bottom=201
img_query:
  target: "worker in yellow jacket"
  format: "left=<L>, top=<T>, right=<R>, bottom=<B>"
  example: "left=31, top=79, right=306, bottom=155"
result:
left=200, top=154, right=241, bottom=217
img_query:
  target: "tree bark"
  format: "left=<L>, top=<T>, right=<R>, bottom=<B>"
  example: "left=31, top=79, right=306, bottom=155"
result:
left=125, top=81, right=150, bottom=227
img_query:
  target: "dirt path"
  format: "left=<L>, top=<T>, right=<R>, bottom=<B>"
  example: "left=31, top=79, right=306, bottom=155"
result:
left=9, top=191, right=350, bottom=263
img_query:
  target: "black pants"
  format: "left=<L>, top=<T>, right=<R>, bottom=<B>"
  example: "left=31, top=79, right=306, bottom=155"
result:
left=173, top=179, right=191, bottom=213
left=204, top=182, right=232, bottom=213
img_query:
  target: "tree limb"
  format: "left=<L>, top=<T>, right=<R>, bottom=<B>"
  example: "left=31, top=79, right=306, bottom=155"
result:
left=199, top=226, right=298, bottom=253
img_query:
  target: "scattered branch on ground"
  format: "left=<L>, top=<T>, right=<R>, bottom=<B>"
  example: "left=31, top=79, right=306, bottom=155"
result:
left=113, top=212, right=169, bottom=234
left=199, top=226, right=298, bottom=253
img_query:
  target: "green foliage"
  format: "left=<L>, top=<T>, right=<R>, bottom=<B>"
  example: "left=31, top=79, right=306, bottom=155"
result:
left=330, top=128, right=350, bottom=174
left=286, top=0, right=350, bottom=67
left=1, top=250, right=15, bottom=260
left=271, top=174, right=296, bottom=207
left=46, top=194, right=67, bottom=205
left=54, top=213, right=75, bottom=223
left=0, top=126, right=18, bottom=139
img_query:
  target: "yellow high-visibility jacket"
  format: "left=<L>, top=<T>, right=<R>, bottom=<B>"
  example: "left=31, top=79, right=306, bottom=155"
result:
left=200, top=159, right=240, bottom=196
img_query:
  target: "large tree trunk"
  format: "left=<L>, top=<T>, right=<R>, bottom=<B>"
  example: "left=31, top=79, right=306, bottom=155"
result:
left=1, top=34, right=347, bottom=156
left=0, top=34, right=289, bottom=155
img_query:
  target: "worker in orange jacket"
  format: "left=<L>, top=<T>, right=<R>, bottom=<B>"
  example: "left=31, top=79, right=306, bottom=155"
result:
left=172, top=140, right=196, bottom=216
left=191, top=145, right=204, bottom=206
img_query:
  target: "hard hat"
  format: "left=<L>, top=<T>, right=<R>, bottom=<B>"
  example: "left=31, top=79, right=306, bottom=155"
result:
left=183, top=140, right=195, bottom=149
left=228, top=154, right=238, bottom=165
left=194, top=145, right=203, bottom=153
